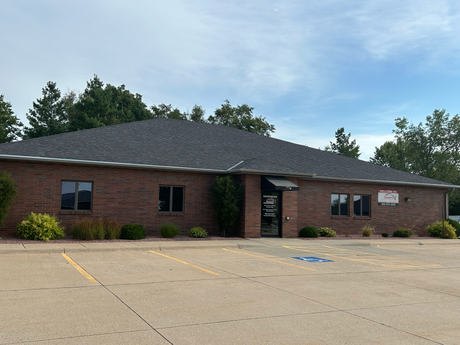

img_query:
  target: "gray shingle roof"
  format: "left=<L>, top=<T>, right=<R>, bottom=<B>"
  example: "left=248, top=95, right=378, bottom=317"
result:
left=0, top=118, right=456, bottom=188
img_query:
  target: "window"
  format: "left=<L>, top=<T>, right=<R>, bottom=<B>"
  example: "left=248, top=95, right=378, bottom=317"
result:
left=331, top=194, right=348, bottom=216
left=354, top=195, right=370, bottom=217
left=159, top=186, right=184, bottom=213
left=61, top=181, right=93, bottom=211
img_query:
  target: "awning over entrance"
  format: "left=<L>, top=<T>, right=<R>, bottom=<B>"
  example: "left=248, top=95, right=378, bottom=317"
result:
left=261, top=175, right=299, bottom=191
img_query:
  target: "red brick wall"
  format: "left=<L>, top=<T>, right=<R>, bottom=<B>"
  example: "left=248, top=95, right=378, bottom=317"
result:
left=296, top=179, right=448, bottom=235
left=0, top=160, right=218, bottom=237
left=0, top=160, right=449, bottom=238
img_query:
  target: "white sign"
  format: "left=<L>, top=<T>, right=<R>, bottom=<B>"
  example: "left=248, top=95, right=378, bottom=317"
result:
left=378, top=189, right=399, bottom=206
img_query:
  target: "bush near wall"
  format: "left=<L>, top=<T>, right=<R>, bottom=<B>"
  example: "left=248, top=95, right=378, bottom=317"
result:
left=318, top=227, right=336, bottom=237
left=188, top=227, right=208, bottom=238
left=447, top=219, right=460, bottom=238
left=72, top=219, right=121, bottom=240
left=392, top=228, right=413, bottom=237
left=426, top=221, right=457, bottom=239
left=17, top=213, right=65, bottom=241
left=120, top=223, right=146, bottom=240
left=299, top=226, right=319, bottom=238
left=160, top=223, right=179, bottom=238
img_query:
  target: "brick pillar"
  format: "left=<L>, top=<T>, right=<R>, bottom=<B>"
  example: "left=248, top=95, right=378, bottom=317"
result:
left=238, top=174, right=261, bottom=238
left=281, top=177, right=299, bottom=238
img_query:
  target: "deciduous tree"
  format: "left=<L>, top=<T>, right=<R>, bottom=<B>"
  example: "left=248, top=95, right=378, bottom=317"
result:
left=371, top=109, right=460, bottom=213
left=207, top=100, right=275, bottom=136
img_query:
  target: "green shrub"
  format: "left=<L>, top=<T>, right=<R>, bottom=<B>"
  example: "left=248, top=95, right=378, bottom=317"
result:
left=392, top=228, right=413, bottom=238
left=104, top=220, right=122, bottom=239
left=381, top=232, right=389, bottom=237
left=17, top=213, right=65, bottom=241
left=212, top=176, right=243, bottom=237
left=447, top=219, right=460, bottom=238
left=160, top=223, right=179, bottom=238
left=0, top=172, right=18, bottom=230
left=362, top=223, right=373, bottom=237
left=426, top=221, right=457, bottom=239
left=72, top=219, right=121, bottom=240
left=318, top=227, right=336, bottom=237
left=188, top=227, right=208, bottom=238
left=121, top=223, right=146, bottom=240
left=299, top=226, right=319, bottom=238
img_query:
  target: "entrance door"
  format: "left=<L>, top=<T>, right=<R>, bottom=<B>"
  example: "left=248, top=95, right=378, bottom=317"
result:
left=261, top=191, right=281, bottom=237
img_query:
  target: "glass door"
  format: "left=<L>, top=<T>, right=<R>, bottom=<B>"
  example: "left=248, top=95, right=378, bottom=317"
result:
left=261, top=191, right=281, bottom=237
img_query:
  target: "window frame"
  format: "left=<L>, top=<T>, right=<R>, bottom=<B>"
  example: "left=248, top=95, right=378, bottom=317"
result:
left=60, top=180, right=93, bottom=211
left=158, top=185, right=185, bottom=213
left=353, top=195, right=371, bottom=217
left=331, top=193, right=349, bottom=216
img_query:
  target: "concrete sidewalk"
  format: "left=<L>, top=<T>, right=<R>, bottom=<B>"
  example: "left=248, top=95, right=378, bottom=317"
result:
left=1, top=237, right=458, bottom=254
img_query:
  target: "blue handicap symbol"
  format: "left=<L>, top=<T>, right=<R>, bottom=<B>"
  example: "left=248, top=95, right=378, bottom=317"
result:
left=292, top=256, right=333, bottom=263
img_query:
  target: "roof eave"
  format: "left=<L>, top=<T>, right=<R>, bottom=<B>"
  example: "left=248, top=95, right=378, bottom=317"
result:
left=0, top=154, right=227, bottom=174
left=302, top=175, right=459, bottom=189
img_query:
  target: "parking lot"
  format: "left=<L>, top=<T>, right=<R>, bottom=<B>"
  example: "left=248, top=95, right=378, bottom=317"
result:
left=1, top=238, right=460, bottom=344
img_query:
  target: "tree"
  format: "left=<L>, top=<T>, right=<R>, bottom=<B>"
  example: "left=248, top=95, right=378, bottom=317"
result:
left=325, top=127, right=361, bottom=158
left=207, top=100, right=275, bottom=136
left=188, top=105, right=206, bottom=122
left=23, top=81, right=67, bottom=139
left=370, top=110, right=460, bottom=214
left=68, top=75, right=153, bottom=131
left=150, top=103, right=187, bottom=120
left=0, top=172, right=18, bottom=230
left=0, top=94, right=23, bottom=143
left=211, top=175, right=243, bottom=236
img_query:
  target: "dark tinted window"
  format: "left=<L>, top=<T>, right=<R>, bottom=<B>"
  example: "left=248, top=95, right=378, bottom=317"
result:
left=61, top=181, right=92, bottom=211
left=159, top=186, right=184, bottom=213
left=331, top=193, right=348, bottom=216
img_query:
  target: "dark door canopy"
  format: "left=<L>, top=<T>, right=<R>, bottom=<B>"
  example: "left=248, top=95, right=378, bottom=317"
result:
left=261, top=175, right=299, bottom=191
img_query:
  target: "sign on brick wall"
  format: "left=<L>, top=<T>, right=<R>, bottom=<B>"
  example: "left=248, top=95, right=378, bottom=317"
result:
left=378, top=189, right=399, bottom=206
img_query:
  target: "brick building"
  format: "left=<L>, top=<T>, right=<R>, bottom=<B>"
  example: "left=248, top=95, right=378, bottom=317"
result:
left=0, top=119, right=457, bottom=238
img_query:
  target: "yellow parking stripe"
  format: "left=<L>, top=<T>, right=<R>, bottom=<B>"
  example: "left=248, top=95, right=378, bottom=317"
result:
left=61, top=253, right=98, bottom=283
left=149, top=250, right=219, bottom=276
left=223, top=248, right=316, bottom=271
left=283, top=246, right=441, bottom=268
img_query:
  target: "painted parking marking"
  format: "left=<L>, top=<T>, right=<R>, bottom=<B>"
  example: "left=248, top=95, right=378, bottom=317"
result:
left=292, top=257, right=334, bottom=263
left=149, top=250, right=219, bottom=276
left=283, top=245, right=441, bottom=269
left=61, top=253, right=98, bottom=283
left=223, top=248, right=317, bottom=271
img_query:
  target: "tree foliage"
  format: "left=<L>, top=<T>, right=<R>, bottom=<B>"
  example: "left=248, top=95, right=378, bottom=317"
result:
left=23, top=81, right=68, bottom=139
left=16, top=77, right=275, bottom=139
left=0, top=172, right=18, bottom=230
left=150, top=103, right=186, bottom=120
left=212, top=175, right=243, bottom=236
left=68, top=75, right=153, bottom=131
left=208, top=100, right=275, bottom=136
left=325, top=127, right=361, bottom=158
left=371, top=110, right=460, bottom=213
left=0, top=94, right=23, bottom=143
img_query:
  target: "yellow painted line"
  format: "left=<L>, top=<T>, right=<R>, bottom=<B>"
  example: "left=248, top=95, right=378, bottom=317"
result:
left=282, top=246, right=440, bottom=269
left=149, top=250, right=219, bottom=276
left=61, top=253, right=98, bottom=283
left=223, top=248, right=316, bottom=271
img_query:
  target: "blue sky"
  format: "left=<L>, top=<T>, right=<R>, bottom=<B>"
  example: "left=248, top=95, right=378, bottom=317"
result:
left=1, top=0, right=460, bottom=160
